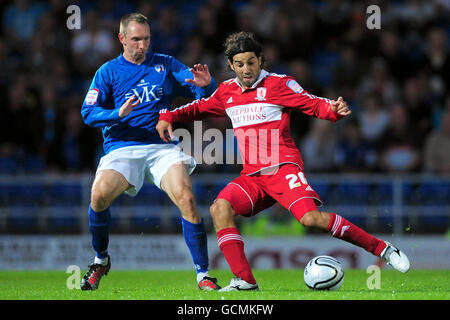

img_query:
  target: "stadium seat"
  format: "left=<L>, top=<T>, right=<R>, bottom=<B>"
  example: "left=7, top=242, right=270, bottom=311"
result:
left=48, top=183, right=83, bottom=206
left=418, top=205, right=449, bottom=231
left=7, top=206, right=40, bottom=232
left=114, top=193, right=130, bottom=205
left=417, top=182, right=450, bottom=205
left=309, top=182, right=331, bottom=204
left=311, top=50, right=340, bottom=86
left=194, top=182, right=220, bottom=205
left=212, top=181, right=228, bottom=198
left=129, top=206, right=163, bottom=232
left=7, top=184, right=46, bottom=206
left=0, top=156, right=18, bottom=174
left=334, top=205, right=367, bottom=228
left=46, top=206, right=80, bottom=230
left=334, top=182, right=372, bottom=205
left=23, top=155, right=45, bottom=174
left=132, top=184, right=168, bottom=205
left=375, top=183, right=394, bottom=205
left=375, top=182, right=414, bottom=205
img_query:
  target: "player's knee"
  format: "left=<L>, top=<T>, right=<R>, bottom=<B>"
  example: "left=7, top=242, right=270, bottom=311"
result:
left=174, top=186, right=195, bottom=210
left=299, top=211, right=321, bottom=228
left=90, top=188, right=111, bottom=212
left=209, top=199, right=233, bottom=221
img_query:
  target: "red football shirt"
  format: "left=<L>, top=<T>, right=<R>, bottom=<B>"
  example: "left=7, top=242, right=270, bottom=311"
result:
left=159, top=70, right=343, bottom=175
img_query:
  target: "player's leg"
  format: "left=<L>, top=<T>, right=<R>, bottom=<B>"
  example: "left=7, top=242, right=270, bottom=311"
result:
left=90, top=169, right=131, bottom=258
left=268, top=164, right=409, bottom=273
left=210, top=198, right=257, bottom=290
left=211, top=178, right=273, bottom=291
left=81, top=169, right=131, bottom=290
left=296, top=206, right=387, bottom=256
left=293, top=204, right=410, bottom=272
left=161, top=161, right=201, bottom=223
left=159, top=160, right=219, bottom=290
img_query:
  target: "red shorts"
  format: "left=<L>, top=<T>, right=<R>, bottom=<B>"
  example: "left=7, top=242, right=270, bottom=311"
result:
left=216, top=164, right=322, bottom=221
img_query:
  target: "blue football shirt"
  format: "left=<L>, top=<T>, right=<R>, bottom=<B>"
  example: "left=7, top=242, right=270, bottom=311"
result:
left=81, top=51, right=216, bottom=154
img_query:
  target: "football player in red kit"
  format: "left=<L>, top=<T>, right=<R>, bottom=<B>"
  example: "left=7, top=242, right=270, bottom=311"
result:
left=157, top=32, right=410, bottom=291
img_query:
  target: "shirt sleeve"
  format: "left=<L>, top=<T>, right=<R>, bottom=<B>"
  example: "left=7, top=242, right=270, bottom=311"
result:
left=276, top=77, right=343, bottom=122
left=169, top=56, right=217, bottom=100
left=81, top=65, right=121, bottom=128
left=159, top=87, right=226, bottom=124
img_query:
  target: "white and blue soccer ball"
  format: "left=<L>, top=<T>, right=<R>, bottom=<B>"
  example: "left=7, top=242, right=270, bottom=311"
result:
left=304, top=255, right=344, bottom=290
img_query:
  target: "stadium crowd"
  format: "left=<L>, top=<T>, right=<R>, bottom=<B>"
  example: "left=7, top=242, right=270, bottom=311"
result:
left=0, top=0, right=449, bottom=175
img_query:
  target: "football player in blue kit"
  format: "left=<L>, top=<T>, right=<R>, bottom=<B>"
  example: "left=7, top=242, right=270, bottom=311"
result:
left=80, top=12, right=220, bottom=291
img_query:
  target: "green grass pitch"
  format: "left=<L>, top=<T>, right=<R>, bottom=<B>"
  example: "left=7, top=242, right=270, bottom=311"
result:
left=0, top=269, right=448, bottom=300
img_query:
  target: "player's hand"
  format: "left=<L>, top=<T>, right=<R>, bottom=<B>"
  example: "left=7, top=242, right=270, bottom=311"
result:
left=185, top=64, right=211, bottom=87
left=156, top=120, right=173, bottom=143
left=119, top=95, right=140, bottom=118
left=331, top=96, right=351, bottom=117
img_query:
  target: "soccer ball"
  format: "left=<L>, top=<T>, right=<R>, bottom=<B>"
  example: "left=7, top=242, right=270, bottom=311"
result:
left=304, top=255, right=344, bottom=290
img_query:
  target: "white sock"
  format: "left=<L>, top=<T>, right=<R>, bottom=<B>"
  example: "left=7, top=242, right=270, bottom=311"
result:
left=197, top=271, right=209, bottom=283
left=94, top=256, right=108, bottom=266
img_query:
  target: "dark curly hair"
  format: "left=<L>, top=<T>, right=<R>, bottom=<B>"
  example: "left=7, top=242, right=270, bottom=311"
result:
left=224, top=31, right=265, bottom=67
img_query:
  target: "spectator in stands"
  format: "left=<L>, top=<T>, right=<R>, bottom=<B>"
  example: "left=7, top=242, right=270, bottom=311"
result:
left=422, top=27, right=450, bottom=101
left=300, top=119, right=337, bottom=173
left=241, top=0, right=277, bottom=40
left=8, top=74, right=44, bottom=159
left=0, top=0, right=447, bottom=176
left=378, top=30, right=412, bottom=82
left=192, top=4, right=223, bottom=55
left=0, top=39, right=15, bottom=90
left=40, top=82, right=61, bottom=172
left=270, top=12, right=302, bottom=62
left=356, top=57, right=400, bottom=106
left=378, top=102, right=421, bottom=173
left=357, top=94, right=389, bottom=143
left=403, top=75, right=433, bottom=140
left=424, top=107, right=450, bottom=173
left=316, top=0, right=351, bottom=45
left=334, top=119, right=377, bottom=173
left=2, top=0, right=46, bottom=43
left=332, top=45, right=364, bottom=101
left=149, top=6, right=184, bottom=57
left=71, top=10, right=116, bottom=77
left=178, top=34, right=214, bottom=72
left=206, top=0, right=237, bottom=44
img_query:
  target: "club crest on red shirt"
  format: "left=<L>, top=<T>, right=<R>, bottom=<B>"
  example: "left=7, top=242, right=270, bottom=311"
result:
left=255, top=87, right=267, bottom=101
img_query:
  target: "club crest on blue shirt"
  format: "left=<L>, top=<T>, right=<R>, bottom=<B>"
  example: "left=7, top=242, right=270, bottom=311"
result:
left=154, top=64, right=165, bottom=73
left=286, top=79, right=303, bottom=93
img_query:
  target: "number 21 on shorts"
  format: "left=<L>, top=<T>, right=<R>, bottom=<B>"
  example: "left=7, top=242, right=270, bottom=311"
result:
left=285, top=172, right=309, bottom=189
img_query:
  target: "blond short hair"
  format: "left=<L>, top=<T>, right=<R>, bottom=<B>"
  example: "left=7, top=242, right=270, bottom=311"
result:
left=119, top=13, right=148, bottom=35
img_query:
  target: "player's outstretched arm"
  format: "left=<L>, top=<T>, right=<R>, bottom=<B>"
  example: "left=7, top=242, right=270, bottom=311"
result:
left=331, top=96, right=351, bottom=117
left=156, top=119, right=173, bottom=143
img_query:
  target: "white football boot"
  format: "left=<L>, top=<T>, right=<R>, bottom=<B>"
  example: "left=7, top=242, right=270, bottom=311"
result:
left=218, top=277, right=259, bottom=292
left=380, top=241, right=410, bottom=273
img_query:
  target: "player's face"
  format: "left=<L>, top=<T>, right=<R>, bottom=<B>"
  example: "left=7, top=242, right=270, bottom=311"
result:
left=120, top=21, right=150, bottom=64
left=229, top=52, right=262, bottom=89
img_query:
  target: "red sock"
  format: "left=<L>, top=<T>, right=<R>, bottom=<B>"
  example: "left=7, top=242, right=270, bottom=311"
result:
left=217, top=227, right=256, bottom=284
left=327, top=213, right=387, bottom=256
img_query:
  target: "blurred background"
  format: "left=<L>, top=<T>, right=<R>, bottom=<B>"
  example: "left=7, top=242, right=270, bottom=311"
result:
left=0, top=0, right=449, bottom=270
